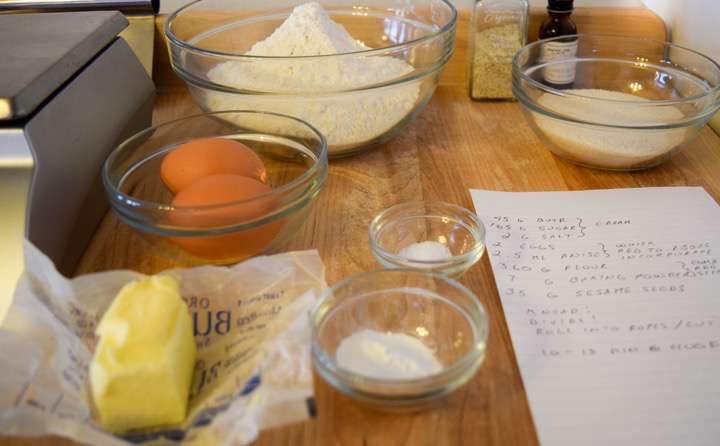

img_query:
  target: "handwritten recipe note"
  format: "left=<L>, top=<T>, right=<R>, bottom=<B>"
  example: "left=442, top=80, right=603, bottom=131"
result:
left=471, top=187, right=720, bottom=446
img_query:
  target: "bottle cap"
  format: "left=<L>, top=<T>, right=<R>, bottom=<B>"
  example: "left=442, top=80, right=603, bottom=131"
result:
left=548, top=0, right=574, bottom=12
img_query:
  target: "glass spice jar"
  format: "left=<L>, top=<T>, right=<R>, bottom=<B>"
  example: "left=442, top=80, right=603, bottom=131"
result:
left=469, top=0, right=529, bottom=100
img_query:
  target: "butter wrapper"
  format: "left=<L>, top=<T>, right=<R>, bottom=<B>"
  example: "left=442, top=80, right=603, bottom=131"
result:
left=0, top=241, right=326, bottom=445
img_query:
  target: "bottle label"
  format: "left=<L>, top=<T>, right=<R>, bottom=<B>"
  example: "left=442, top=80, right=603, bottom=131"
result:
left=482, top=10, right=524, bottom=26
left=540, top=40, right=578, bottom=84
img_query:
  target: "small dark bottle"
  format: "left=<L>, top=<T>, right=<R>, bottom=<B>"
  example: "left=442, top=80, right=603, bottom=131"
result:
left=538, top=0, right=578, bottom=88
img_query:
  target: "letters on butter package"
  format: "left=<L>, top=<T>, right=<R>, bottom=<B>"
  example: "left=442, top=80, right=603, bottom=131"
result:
left=0, top=241, right=326, bottom=445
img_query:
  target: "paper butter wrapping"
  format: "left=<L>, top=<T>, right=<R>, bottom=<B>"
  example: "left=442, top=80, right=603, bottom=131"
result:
left=0, top=241, right=326, bottom=445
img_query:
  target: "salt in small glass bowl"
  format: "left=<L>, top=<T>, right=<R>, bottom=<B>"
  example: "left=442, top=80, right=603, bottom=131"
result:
left=310, top=269, right=489, bottom=410
left=368, top=201, right=486, bottom=278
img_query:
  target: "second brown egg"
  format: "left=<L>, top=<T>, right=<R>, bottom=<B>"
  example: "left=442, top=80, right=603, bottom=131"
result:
left=168, top=174, right=283, bottom=261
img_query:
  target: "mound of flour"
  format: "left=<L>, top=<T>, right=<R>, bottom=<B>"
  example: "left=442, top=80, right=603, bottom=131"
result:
left=246, top=2, right=362, bottom=56
left=204, top=2, right=420, bottom=150
left=534, top=89, right=688, bottom=169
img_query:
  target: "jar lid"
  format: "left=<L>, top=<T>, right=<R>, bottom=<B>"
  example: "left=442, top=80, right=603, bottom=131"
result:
left=548, top=0, right=574, bottom=12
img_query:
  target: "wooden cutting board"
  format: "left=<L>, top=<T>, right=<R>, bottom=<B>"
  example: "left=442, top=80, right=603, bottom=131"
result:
left=6, top=6, right=720, bottom=446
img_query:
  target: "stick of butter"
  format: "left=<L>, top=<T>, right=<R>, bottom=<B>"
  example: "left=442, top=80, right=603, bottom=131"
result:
left=90, top=275, right=196, bottom=433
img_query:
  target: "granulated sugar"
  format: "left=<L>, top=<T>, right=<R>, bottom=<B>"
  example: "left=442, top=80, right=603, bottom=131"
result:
left=336, top=329, right=442, bottom=379
left=534, top=89, right=688, bottom=169
left=204, top=2, right=419, bottom=151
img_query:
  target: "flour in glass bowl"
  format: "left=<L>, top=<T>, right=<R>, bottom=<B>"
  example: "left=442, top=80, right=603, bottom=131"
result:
left=203, top=2, right=420, bottom=151
left=533, top=89, right=688, bottom=169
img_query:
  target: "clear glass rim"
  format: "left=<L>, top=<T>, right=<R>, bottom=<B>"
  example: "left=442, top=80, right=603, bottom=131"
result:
left=368, top=201, right=487, bottom=267
left=165, top=0, right=458, bottom=60
left=514, top=86, right=720, bottom=130
left=173, top=56, right=450, bottom=95
left=310, top=268, right=489, bottom=390
left=512, top=34, right=720, bottom=107
left=102, top=110, right=328, bottom=214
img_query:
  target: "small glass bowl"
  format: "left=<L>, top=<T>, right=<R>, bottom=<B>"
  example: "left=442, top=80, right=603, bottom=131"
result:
left=369, top=201, right=486, bottom=278
left=310, top=269, right=489, bottom=410
left=102, top=110, right=327, bottom=265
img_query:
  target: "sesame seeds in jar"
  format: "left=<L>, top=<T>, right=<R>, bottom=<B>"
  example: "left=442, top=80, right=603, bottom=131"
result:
left=469, top=0, right=529, bottom=100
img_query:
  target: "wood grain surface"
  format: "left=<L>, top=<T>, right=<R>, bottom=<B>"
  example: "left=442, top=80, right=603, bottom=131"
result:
left=5, top=6, right=720, bottom=446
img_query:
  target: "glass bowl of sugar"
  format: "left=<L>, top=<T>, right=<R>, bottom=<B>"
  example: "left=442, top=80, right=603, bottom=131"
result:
left=310, top=269, right=489, bottom=410
left=369, top=201, right=486, bottom=278
left=513, top=34, right=720, bottom=171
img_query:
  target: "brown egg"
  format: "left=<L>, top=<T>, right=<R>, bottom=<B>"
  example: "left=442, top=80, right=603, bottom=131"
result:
left=168, top=174, right=283, bottom=261
left=160, top=138, right=267, bottom=194
left=169, top=221, right=284, bottom=262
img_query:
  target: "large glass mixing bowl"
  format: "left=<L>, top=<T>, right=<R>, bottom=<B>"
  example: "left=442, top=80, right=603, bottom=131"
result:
left=513, top=34, right=720, bottom=171
left=165, top=0, right=456, bottom=157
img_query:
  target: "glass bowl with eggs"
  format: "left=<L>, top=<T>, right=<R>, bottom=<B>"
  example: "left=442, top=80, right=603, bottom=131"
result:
left=102, top=110, right=327, bottom=265
left=164, top=0, right=457, bottom=158
left=311, top=269, right=489, bottom=410
left=513, top=34, right=720, bottom=171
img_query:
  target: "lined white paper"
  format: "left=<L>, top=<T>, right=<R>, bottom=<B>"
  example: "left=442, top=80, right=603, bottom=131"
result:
left=471, top=187, right=720, bottom=446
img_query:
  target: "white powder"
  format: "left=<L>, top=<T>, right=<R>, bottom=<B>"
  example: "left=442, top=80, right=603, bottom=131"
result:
left=399, top=241, right=452, bottom=262
left=534, top=89, right=688, bottom=169
left=245, top=2, right=363, bottom=57
left=203, top=2, right=420, bottom=151
left=336, top=329, right=443, bottom=379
